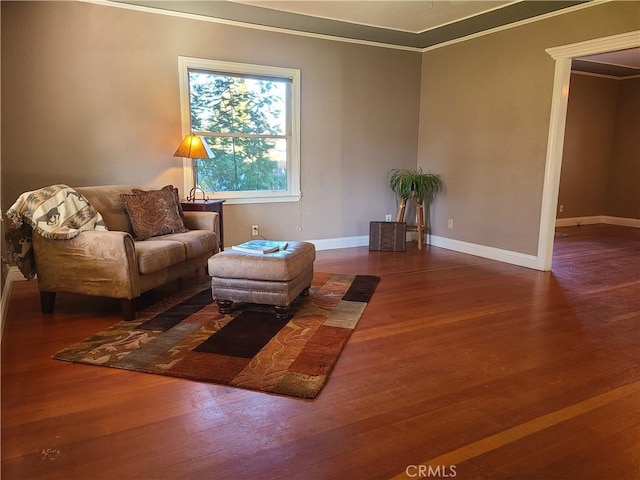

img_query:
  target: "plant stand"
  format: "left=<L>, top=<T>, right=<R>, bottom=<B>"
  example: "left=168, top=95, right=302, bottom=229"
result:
left=396, top=196, right=425, bottom=249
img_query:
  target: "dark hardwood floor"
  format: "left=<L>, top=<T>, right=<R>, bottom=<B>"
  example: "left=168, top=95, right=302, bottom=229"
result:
left=2, top=224, right=638, bottom=479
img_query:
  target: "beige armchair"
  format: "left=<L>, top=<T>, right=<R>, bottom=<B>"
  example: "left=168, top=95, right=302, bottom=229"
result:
left=32, top=185, right=219, bottom=320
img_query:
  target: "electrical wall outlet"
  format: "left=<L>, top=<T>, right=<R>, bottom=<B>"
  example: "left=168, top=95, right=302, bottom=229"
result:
left=251, top=225, right=259, bottom=236
left=385, top=214, right=392, bottom=222
left=448, top=219, right=454, bottom=229
left=559, top=204, right=564, bottom=213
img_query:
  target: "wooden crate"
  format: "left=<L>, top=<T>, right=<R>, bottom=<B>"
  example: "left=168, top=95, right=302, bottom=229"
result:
left=369, top=221, right=406, bottom=251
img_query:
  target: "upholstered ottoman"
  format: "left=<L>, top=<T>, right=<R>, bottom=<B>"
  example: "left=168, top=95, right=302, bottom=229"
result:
left=207, top=241, right=315, bottom=319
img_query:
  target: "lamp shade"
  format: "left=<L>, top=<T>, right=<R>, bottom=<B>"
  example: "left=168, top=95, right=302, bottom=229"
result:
left=173, top=135, right=214, bottom=159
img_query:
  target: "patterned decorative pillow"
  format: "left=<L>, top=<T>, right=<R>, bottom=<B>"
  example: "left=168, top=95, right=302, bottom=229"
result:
left=132, top=185, right=184, bottom=218
left=120, top=186, right=188, bottom=240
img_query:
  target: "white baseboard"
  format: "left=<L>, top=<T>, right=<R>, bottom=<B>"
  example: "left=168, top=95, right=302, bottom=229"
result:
left=307, top=231, right=425, bottom=251
left=307, top=233, right=539, bottom=269
left=7, top=266, right=26, bottom=283
left=0, top=280, right=9, bottom=339
left=1, top=266, right=25, bottom=338
left=556, top=216, right=640, bottom=228
left=308, top=235, right=370, bottom=251
left=427, top=235, right=539, bottom=270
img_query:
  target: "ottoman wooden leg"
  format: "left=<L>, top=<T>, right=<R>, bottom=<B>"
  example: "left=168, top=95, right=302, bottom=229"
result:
left=301, top=286, right=310, bottom=296
left=217, top=299, right=233, bottom=314
left=274, top=305, right=290, bottom=320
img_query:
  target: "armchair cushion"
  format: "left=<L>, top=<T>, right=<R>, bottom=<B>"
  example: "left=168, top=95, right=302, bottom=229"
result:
left=145, top=230, right=217, bottom=259
left=134, top=240, right=187, bottom=275
left=120, top=186, right=187, bottom=240
left=76, top=185, right=140, bottom=233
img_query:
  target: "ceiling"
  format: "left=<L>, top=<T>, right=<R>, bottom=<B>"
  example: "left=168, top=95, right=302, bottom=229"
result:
left=232, top=0, right=516, bottom=34
left=574, top=48, right=640, bottom=78
left=115, top=0, right=588, bottom=50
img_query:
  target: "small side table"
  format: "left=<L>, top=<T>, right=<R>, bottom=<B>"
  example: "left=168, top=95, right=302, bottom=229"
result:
left=369, top=221, right=406, bottom=251
left=181, top=199, right=226, bottom=250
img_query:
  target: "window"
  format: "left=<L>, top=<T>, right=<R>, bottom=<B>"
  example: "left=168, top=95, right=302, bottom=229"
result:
left=178, top=57, right=301, bottom=203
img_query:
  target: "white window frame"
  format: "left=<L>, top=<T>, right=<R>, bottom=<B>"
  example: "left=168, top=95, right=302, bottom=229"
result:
left=178, top=56, right=301, bottom=204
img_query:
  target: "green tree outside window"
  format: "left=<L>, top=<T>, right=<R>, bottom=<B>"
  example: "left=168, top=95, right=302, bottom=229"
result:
left=188, top=71, right=289, bottom=192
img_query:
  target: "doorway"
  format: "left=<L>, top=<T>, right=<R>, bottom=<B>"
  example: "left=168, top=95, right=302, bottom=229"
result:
left=535, top=30, right=640, bottom=271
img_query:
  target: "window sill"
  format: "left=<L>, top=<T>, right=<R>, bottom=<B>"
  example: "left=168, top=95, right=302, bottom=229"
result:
left=206, top=193, right=302, bottom=205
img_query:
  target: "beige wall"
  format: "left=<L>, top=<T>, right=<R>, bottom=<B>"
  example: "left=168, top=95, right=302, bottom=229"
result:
left=558, top=74, right=639, bottom=220
left=558, top=74, right=619, bottom=218
left=607, top=77, right=640, bottom=219
left=1, top=1, right=421, bottom=247
left=417, top=1, right=639, bottom=256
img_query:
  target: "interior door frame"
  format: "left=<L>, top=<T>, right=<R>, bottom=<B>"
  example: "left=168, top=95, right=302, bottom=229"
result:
left=536, top=30, right=640, bottom=271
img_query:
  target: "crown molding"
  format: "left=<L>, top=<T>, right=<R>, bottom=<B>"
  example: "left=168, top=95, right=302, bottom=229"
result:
left=547, top=29, right=640, bottom=59
left=84, top=0, right=596, bottom=52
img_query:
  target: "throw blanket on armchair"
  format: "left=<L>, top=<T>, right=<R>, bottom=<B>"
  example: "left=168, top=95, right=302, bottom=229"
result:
left=6, top=184, right=107, bottom=279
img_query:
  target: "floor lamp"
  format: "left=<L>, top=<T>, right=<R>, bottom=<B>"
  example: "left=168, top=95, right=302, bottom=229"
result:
left=173, top=134, right=214, bottom=202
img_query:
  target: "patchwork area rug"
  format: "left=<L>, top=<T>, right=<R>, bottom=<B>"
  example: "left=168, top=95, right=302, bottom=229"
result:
left=53, top=272, right=379, bottom=399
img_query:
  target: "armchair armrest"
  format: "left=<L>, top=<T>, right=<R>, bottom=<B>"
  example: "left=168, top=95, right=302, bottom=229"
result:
left=183, top=211, right=219, bottom=235
left=32, top=230, right=140, bottom=299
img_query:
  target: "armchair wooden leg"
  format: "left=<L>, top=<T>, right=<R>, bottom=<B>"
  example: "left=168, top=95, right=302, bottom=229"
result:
left=121, top=298, right=136, bottom=321
left=40, top=292, right=56, bottom=314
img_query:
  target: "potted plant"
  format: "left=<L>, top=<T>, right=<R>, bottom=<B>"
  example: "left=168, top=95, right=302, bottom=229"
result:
left=389, top=167, right=442, bottom=205
left=389, top=168, right=442, bottom=249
